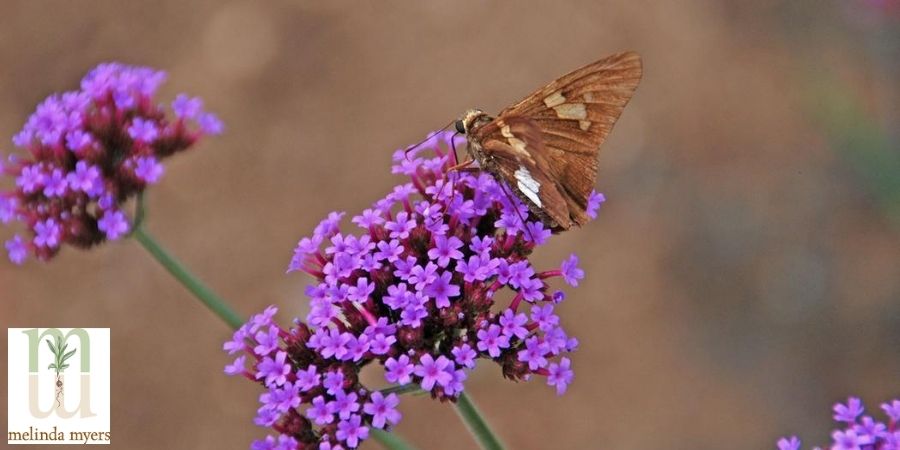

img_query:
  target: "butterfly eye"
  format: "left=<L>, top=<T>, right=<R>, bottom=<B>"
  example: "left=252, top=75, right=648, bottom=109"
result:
left=454, top=120, right=466, bottom=134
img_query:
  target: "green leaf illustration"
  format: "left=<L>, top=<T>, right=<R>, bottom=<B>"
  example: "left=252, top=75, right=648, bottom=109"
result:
left=45, top=336, right=77, bottom=375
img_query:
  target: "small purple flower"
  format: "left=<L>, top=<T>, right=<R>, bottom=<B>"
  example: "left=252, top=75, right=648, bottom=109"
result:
left=66, top=161, right=101, bottom=193
left=351, top=208, right=383, bottom=229
left=134, top=156, right=164, bottom=184
left=253, top=407, right=279, bottom=427
left=6, top=235, right=28, bottom=265
left=414, top=354, right=453, bottom=391
left=330, top=390, right=360, bottom=420
left=0, top=196, right=17, bottom=224
left=375, top=239, right=404, bottom=262
left=524, top=221, right=551, bottom=245
left=254, top=326, right=280, bottom=356
left=498, top=309, right=529, bottom=340
left=251, top=434, right=298, bottom=450
left=443, top=368, right=468, bottom=397
left=452, top=343, right=477, bottom=369
left=546, top=357, right=573, bottom=395
left=517, top=337, right=549, bottom=371
left=384, top=355, right=415, bottom=385
left=423, top=271, right=460, bottom=308
left=853, top=416, right=887, bottom=443
left=385, top=211, right=416, bottom=239
left=831, top=429, right=861, bottom=450
left=428, top=235, right=464, bottom=267
left=470, top=235, right=493, bottom=256
left=369, top=333, right=396, bottom=355
left=363, top=392, right=401, bottom=429
left=33, top=218, right=61, bottom=248
left=323, top=370, right=345, bottom=395
left=97, top=209, right=130, bottom=240
left=260, top=381, right=301, bottom=413
left=306, top=395, right=334, bottom=426
left=531, top=304, right=560, bottom=332
left=295, top=365, right=320, bottom=392
left=318, top=329, right=351, bottom=360
left=65, top=129, right=94, bottom=153
left=882, top=400, right=900, bottom=422
left=172, top=94, right=203, bottom=119
left=834, top=397, right=865, bottom=424
left=42, top=169, right=68, bottom=197
left=127, top=117, right=159, bottom=143
left=224, top=355, right=246, bottom=376
left=336, top=414, right=368, bottom=448
left=347, top=278, right=375, bottom=302
left=776, top=436, right=800, bottom=450
left=453, top=255, right=481, bottom=283
left=198, top=112, right=224, bottom=135
left=476, top=324, right=510, bottom=358
left=560, top=254, right=585, bottom=287
left=586, top=190, right=605, bottom=219
left=255, top=351, right=291, bottom=387
left=16, top=165, right=44, bottom=194
left=408, top=262, right=438, bottom=291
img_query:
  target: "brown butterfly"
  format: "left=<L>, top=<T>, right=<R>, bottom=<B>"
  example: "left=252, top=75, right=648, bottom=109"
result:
left=453, top=51, right=642, bottom=230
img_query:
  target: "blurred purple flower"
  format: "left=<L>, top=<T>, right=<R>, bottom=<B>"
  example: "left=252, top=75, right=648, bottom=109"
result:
left=1, top=62, right=221, bottom=264
left=778, top=397, right=900, bottom=449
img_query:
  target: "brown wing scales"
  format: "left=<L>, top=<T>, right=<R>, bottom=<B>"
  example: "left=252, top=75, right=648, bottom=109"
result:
left=504, top=52, right=641, bottom=227
left=469, top=52, right=642, bottom=229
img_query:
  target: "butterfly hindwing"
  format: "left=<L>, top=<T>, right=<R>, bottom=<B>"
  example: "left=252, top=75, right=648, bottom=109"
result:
left=476, top=116, right=573, bottom=228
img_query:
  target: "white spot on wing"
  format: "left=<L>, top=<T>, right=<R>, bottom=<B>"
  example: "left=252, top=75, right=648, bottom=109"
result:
left=514, top=166, right=542, bottom=207
left=553, top=103, right=587, bottom=120
left=543, top=91, right=566, bottom=108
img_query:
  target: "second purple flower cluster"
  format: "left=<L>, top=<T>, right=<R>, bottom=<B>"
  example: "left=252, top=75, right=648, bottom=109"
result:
left=1, top=62, right=222, bottom=263
left=778, top=397, right=900, bottom=450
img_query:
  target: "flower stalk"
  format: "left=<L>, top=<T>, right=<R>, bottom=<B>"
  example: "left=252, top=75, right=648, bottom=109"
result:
left=132, top=225, right=244, bottom=330
left=455, top=393, right=505, bottom=450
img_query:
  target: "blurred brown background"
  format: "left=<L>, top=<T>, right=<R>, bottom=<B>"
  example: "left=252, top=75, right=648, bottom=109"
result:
left=1, top=1, right=899, bottom=449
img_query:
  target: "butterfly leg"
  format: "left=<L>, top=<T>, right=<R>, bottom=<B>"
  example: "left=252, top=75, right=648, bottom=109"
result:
left=446, top=158, right=476, bottom=173
left=498, top=181, right=537, bottom=243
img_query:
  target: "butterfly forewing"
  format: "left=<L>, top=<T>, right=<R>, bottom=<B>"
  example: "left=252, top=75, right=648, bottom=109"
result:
left=471, top=51, right=642, bottom=229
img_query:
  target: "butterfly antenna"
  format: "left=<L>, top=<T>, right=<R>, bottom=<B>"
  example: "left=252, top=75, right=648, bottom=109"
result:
left=404, top=119, right=455, bottom=161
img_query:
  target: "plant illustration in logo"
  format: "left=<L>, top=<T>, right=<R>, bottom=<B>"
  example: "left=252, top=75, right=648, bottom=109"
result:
left=45, top=335, right=76, bottom=407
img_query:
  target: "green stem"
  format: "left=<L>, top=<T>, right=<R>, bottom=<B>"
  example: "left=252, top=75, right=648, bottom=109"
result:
left=454, top=393, right=505, bottom=450
left=132, top=227, right=244, bottom=330
left=370, top=429, right=417, bottom=450
left=379, top=384, right=423, bottom=396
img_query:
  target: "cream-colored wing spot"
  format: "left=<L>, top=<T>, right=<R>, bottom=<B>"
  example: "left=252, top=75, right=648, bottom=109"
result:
left=583, top=92, right=594, bottom=102
left=552, top=103, right=587, bottom=120
left=579, top=120, right=591, bottom=131
left=514, top=166, right=542, bottom=207
left=543, top=91, right=566, bottom=108
left=499, top=123, right=529, bottom=156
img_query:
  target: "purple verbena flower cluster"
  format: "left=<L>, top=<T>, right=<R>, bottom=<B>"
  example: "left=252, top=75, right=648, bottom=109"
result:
left=224, top=131, right=605, bottom=449
left=1, top=62, right=222, bottom=263
left=778, top=397, right=900, bottom=450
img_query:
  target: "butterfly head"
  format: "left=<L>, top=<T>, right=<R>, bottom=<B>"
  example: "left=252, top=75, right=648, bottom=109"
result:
left=455, top=109, right=487, bottom=135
